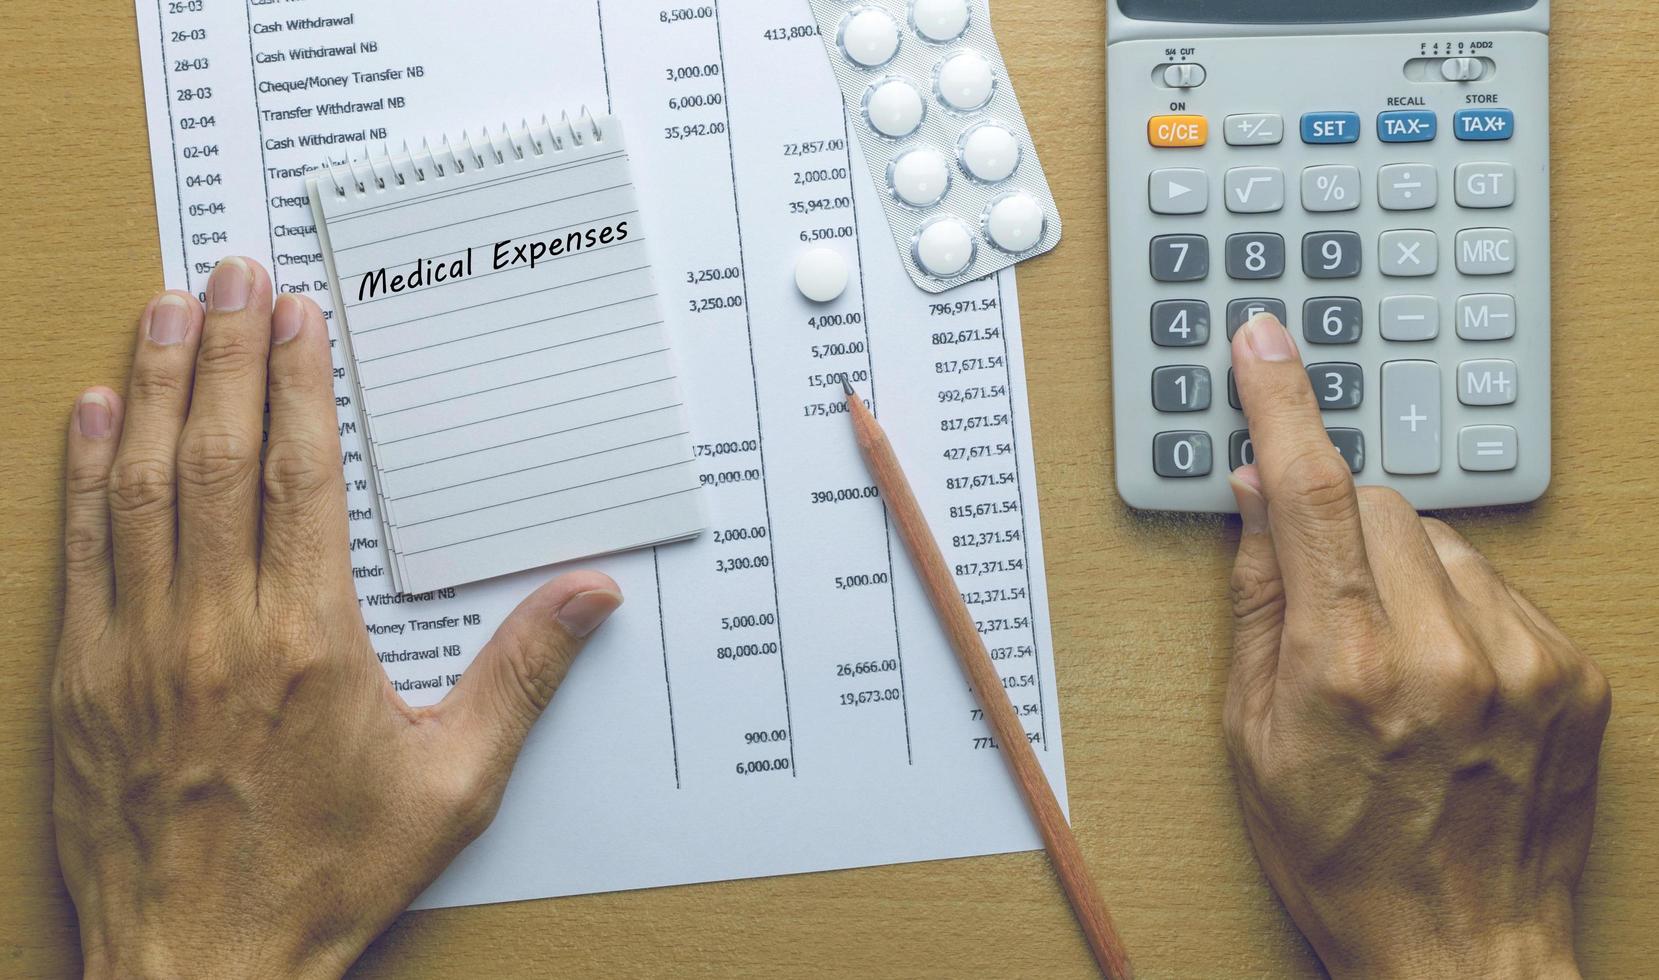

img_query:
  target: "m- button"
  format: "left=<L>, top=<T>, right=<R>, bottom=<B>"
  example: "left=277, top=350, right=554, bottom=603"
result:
left=1149, top=114, right=1208, bottom=147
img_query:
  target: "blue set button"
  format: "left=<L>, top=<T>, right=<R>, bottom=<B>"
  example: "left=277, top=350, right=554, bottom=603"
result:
left=1455, top=108, right=1514, bottom=141
left=1377, top=110, right=1437, bottom=143
left=1301, top=112, right=1362, bottom=144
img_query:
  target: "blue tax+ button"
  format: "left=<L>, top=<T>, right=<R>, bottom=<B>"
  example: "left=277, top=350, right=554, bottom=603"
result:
left=1302, top=112, right=1361, bottom=144
left=1455, top=108, right=1514, bottom=141
left=1378, top=110, right=1437, bottom=143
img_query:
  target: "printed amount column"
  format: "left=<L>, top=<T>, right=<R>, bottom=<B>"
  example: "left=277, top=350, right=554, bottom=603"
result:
left=602, top=1, right=797, bottom=784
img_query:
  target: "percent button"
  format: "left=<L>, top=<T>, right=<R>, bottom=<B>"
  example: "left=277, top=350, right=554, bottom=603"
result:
left=1301, top=165, right=1360, bottom=213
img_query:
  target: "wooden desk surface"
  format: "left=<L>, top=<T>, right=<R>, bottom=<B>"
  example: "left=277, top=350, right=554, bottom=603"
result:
left=2, top=2, right=1655, bottom=976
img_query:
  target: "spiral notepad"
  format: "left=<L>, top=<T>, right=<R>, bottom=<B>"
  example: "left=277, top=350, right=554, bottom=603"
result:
left=308, top=112, right=705, bottom=594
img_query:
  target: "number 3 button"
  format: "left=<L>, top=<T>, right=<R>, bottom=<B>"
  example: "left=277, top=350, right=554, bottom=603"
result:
left=1308, top=362, right=1363, bottom=409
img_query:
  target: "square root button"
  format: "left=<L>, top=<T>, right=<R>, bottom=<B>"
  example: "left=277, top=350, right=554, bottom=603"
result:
left=1460, top=425, right=1518, bottom=472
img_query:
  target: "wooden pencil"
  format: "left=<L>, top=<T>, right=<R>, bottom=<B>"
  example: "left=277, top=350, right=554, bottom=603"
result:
left=842, top=380, right=1133, bottom=980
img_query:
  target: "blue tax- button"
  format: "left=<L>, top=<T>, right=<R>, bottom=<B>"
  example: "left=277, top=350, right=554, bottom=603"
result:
left=1455, top=108, right=1515, bottom=141
left=1378, top=110, right=1437, bottom=143
left=1301, top=112, right=1362, bottom=144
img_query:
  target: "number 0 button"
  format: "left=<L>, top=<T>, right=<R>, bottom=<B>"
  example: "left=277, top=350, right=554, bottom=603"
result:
left=1154, top=431, right=1213, bottom=478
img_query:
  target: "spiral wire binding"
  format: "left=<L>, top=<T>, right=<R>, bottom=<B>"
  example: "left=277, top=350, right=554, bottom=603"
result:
left=327, top=108, right=605, bottom=200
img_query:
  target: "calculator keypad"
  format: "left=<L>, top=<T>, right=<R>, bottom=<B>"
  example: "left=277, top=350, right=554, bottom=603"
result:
left=1110, top=29, right=1548, bottom=511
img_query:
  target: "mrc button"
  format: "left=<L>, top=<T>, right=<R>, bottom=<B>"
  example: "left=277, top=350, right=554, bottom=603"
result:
left=1301, top=111, right=1361, bottom=144
left=1455, top=108, right=1514, bottom=141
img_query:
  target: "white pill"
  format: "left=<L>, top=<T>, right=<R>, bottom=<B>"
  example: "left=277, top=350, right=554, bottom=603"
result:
left=888, top=148, right=952, bottom=208
left=983, top=192, right=1046, bottom=253
left=958, top=122, right=1021, bottom=183
left=839, top=8, right=901, bottom=68
left=863, top=79, right=925, bottom=139
left=912, top=217, right=977, bottom=278
left=795, top=247, right=849, bottom=304
left=936, top=52, right=996, bottom=112
left=910, top=0, right=971, bottom=42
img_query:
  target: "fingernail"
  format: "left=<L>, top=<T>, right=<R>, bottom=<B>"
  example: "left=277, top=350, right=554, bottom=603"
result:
left=271, top=295, right=305, bottom=345
left=555, top=590, right=622, bottom=639
left=1229, top=468, right=1270, bottom=535
left=208, top=257, right=252, bottom=312
left=77, top=392, right=113, bottom=439
left=147, top=293, right=191, bottom=346
left=1243, top=314, right=1296, bottom=362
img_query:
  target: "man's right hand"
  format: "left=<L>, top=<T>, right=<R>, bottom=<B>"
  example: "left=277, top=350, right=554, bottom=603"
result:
left=1223, top=313, right=1611, bottom=980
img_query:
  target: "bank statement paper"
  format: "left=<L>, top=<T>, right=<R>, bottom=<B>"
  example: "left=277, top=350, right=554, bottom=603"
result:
left=134, top=0, right=1066, bottom=909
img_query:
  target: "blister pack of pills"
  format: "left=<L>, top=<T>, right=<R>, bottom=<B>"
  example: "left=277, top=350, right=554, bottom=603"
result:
left=806, top=0, right=1061, bottom=293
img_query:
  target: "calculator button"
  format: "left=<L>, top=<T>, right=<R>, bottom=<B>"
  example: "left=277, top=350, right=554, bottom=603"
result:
left=1380, top=295, right=1440, bottom=341
left=1459, top=425, right=1519, bottom=472
left=1224, top=113, right=1283, bottom=146
left=1149, top=169, right=1207, bottom=214
left=1303, top=297, right=1362, bottom=344
left=1225, top=167, right=1285, bottom=213
left=1153, top=431, right=1214, bottom=478
left=1378, top=164, right=1438, bottom=210
left=1153, top=365, right=1212, bottom=412
left=1459, top=359, right=1519, bottom=406
left=1301, top=111, right=1361, bottom=144
left=1151, top=300, right=1210, bottom=347
left=1162, top=63, right=1206, bottom=88
left=1229, top=430, right=1255, bottom=470
left=1456, top=228, right=1517, bottom=275
left=1227, top=369, right=1241, bottom=410
left=1301, top=165, right=1361, bottom=212
left=1226, top=233, right=1285, bottom=280
left=1303, top=231, right=1362, bottom=279
left=1382, top=360, right=1442, bottom=475
left=1379, top=230, right=1438, bottom=277
left=1455, top=163, right=1516, bottom=208
left=1150, top=235, right=1208, bottom=282
left=1226, top=298, right=1287, bottom=340
left=1328, top=428, right=1367, bottom=474
left=1377, top=110, right=1438, bottom=143
left=1149, top=114, right=1208, bottom=147
left=1307, top=363, right=1363, bottom=410
left=1456, top=293, right=1516, bottom=340
left=1455, top=108, right=1514, bottom=141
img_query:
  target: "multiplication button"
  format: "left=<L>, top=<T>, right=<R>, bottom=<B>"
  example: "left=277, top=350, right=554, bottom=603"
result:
left=1380, top=230, right=1438, bottom=277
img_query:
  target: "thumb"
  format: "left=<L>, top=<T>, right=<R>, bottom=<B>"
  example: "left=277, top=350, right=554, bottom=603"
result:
left=1226, top=465, right=1283, bottom=744
left=444, top=570, right=622, bottom=769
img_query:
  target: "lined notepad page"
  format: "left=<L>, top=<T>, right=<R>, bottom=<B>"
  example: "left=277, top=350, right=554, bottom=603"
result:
left=310, top=117, right=704, bottom=593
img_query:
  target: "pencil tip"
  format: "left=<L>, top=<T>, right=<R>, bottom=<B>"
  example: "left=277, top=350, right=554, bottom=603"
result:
left=842, top=378, right=856, bottom=397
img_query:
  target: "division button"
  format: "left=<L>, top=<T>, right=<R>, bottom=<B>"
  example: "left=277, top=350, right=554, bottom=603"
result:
left=1378, top=164, right=1438, bottom=210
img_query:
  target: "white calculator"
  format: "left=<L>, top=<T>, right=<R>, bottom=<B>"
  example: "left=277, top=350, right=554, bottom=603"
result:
left=1106, top=0, right=1551, bottom=512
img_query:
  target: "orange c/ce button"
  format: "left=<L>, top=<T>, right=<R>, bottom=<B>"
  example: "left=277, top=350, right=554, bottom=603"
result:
left=1149, top=114, right=1208, bottom=147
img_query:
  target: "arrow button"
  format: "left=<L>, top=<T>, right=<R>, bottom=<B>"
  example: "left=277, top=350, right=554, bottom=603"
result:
left=1150, top=168, right=1208, bottom=215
